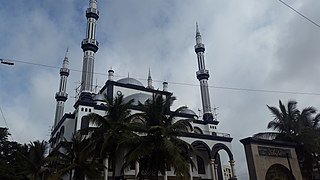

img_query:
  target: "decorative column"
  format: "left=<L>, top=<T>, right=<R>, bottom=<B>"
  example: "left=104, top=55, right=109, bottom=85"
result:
left=103, top=157, right=109, bottom=180
left=164, top=170, right=168, bottom=180
left=209, top=159, right=216, bottom=180
left=229, top=160, right=237, bottom=178
left=189, top=157, right=193, bottom=180
left=135, top=161, right=139, bottom=179
left=214, top=164, right=219, bottom=180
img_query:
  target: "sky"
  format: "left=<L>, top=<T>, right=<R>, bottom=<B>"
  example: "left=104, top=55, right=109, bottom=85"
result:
left=1, top=0, right=320, bottom=179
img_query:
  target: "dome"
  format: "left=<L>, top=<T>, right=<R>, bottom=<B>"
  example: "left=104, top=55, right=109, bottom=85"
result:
left=123, top=93, right=152, bottom=105
left=93, top=93, right=105, bottom=102
left=178, top=107, right=198, bottom=117
left=117, top=77, right=144, bottom=86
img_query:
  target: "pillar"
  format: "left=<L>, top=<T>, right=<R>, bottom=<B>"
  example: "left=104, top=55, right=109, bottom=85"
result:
left=229, top=160, right=237, bottom=178
left=135, top=161, right=139, bottom=179
left=214, top=164, right=219, bottom=180
left=209, top=159, right=216, bottom=180
left=103, top=157, right=109, bottom=180
left=189, top=157, right=193, bottom=180
left=164, top=170, right=168, bottom=180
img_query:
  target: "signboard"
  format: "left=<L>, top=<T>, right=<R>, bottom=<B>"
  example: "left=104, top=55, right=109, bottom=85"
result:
left=258, top=146, right=291, bottom=158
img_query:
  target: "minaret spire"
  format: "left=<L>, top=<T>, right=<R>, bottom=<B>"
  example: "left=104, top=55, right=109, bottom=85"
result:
left=147, top=68, right=154, bottom=89
left=80, top=0, right=99, bottom=93
left=54, top=49, right=70, bottom=126
left=194, top=23, right=215, bottom=123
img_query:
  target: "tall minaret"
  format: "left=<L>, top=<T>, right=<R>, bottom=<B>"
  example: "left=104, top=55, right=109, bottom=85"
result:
left=54, top=50, right=70, bottom=126
left=80, top=0, right=99, bottom=93
left=194, top=23, right=214, bottom=122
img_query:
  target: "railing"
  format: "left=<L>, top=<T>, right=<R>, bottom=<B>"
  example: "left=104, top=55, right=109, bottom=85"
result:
left=82, top=39, right=99, bottom=47
left=86, top=8, right=99, bottom=16
left=214, top=132, right=231, bottom=138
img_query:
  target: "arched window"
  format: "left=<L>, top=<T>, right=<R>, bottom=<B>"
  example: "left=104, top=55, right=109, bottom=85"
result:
left=197, top=156, right=205, bottom=174
left=194, top=127, right=203, bottom=134
left=80, top=116, right=89, bottom=134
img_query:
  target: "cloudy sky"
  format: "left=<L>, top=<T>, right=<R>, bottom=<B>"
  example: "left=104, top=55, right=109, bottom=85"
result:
left=1, top=0, right=320, bottom=179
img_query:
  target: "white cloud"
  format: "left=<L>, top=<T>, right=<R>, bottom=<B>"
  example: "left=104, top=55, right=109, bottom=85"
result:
left=1, top=1, right=319, bottom=179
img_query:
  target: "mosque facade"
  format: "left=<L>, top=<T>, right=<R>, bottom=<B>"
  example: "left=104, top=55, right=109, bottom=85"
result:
left=50, top=0, right=237, bottom=179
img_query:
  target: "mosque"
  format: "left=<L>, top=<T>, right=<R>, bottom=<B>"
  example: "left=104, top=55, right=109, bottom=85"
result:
left=49, top=0, right=237, bottom=179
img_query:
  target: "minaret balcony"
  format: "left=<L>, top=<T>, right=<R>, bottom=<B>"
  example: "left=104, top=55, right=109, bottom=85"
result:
left=81, top=38, right=99, bottom=53
left=196, top=70, right=210, bottom=80
left=60, top=68, right=70, bottom=76
left=194, top=43, right=205, bottom=53
left=55, top=92, right=68, bottom=101
left=86, top=8, right=99, bottom=19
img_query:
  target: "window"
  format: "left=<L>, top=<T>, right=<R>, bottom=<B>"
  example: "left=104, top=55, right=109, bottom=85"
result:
left=80, top=116, right=89, bottom=134
left=197, top=156, right=205, bottom=174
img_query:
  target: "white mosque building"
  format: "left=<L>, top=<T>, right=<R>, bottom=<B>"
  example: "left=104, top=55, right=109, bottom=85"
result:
left=50, top=0, right=237, bottom=179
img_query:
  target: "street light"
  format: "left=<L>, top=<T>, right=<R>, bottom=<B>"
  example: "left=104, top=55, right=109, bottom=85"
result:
left=0, top=59, right=14, bottom=65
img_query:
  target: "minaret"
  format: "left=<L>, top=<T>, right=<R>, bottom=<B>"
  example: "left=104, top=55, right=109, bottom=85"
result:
left=194, top=23, right=215, bottom=122
left=54, top=49, right=70, bottom=126
left=80, top=0, right=99, bottom=93
left=147, top=68, right=154, bottom=89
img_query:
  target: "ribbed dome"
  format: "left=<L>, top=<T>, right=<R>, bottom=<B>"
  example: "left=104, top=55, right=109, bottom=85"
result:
left=179, top=107, right=197, bottom=116
left=117, top=77, right=144, bottom=86
left=123, top=93, right=151, bottom=105
left=93, top=93, right=105, bottom=101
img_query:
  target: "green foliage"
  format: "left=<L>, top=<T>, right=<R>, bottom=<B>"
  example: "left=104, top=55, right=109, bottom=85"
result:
left=124, top=94, right=193, bottom=180
left=267, top=100, right=320, bottom=179
left=0, top=127, right=25, bottom=179
left=49, top=134, right=103, bottom=180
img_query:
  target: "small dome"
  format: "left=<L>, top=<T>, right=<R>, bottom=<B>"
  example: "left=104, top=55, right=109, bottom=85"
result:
left=179, top=107, right=197, bottom=116
left=123, top=93, right=151, bottom=105
left=117, top=77, right=144, bottom=86
left=93, top=94, right=105, bottom=102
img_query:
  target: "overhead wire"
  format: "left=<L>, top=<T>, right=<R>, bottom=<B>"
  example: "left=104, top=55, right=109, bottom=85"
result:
left=2, top=58, right=320, bottom=96
left=278, top=0, right=320, bottom=29
left=0, top=106, right=14, bottom=141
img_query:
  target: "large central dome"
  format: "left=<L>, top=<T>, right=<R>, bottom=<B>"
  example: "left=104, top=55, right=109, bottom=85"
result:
left=117, top=77, right=144, bottom=86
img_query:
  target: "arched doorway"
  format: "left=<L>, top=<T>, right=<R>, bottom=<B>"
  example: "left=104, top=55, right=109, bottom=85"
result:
left=212, top=143, right=236, bottom=179
left=265, top=164, right=293, bottom=180
left=191, top=141, right=212, bottom=178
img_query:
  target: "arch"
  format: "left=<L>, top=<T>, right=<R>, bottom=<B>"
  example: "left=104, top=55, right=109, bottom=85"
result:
left=212, top=143, right=234, bottom=161
left=194, top=126, right=203, bottom=134
left=191, top=140, right=212, bottom=159
left=265, top=164, right=292, bottom=180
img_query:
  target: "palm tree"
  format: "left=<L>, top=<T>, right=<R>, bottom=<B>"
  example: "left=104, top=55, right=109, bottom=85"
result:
left=124, top=94, right=193, bottom=180
left=267, top=100, right=320, bottom=179
left=267, top=100, right=300, bottom=141
left=18, top=140, right=49, bottom=180
left=86, top=94, right=136, bottom=179
left=49, top=133, right=103, bottom=180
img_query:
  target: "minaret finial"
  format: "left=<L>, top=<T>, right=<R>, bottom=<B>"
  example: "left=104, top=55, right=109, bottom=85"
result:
left=196, top=22, right=199, bottom=34
left=195, top=22, right=202, bottom=44
left=65, top=48, right=69, bottom=57
left=63, top=48, right=69, bottom=69
left=147, top=68, right=154, bottom=89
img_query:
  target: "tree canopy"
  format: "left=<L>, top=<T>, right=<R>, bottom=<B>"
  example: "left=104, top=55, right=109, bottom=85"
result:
left=267, top=100, right=320, bottom=179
